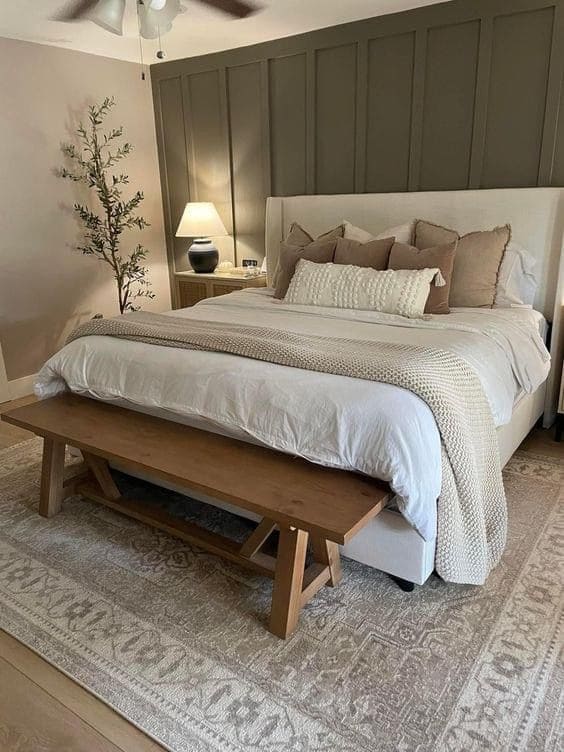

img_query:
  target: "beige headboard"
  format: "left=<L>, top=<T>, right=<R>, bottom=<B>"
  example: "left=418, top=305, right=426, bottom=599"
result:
left=265, top=188, right=564, bottom=422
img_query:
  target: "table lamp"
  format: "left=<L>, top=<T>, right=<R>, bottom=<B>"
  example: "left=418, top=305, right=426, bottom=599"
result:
left=176, top=202, right=228, bottom=273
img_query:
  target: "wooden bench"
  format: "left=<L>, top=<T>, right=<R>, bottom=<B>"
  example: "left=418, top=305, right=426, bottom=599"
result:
left=2, top=394, right=391, bottom=638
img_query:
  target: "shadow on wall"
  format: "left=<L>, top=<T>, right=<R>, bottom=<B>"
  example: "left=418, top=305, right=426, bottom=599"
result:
left=0, top=263, right=122, bottom=382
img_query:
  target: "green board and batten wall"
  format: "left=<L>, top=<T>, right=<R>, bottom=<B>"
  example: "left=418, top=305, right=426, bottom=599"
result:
left=151, top=0, right=564, bottom=301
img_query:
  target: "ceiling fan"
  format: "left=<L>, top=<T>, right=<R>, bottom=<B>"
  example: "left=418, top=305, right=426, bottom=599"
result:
left=53, top=0, right=258, bottom=39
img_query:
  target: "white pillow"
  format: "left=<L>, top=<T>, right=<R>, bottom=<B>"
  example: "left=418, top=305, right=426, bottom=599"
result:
left=495, top=241, right=537, bottom=307
left=284, top=259, right=444, bottom=318
left=343, top=219, right=414, bottom=245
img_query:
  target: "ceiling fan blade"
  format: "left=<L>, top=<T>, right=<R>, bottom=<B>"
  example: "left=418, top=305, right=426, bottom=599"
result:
left=194, top=0, right=257, bottom=19
left=51, top=0, right=99, bottom=22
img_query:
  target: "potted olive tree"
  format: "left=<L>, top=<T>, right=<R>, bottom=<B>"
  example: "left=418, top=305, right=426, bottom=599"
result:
left=59, top=97, right=154, bottom=314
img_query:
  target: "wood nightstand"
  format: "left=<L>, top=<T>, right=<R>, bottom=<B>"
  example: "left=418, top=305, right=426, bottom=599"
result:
left=174, top=271, right=267, bottom=309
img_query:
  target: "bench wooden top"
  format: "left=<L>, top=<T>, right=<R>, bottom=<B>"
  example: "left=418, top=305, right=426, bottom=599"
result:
left=2, top=394, right=391, bottom=544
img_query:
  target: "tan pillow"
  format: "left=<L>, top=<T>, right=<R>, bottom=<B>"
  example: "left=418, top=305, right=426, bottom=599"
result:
left=286, top=221, right=344, bottom=245
left=414, top=219, right=458, bottom=249
left=334, top=236, right=395, bottom=269
left=388, top=241, right=457, bottom=314
left=272, top=222, right=344, bottom=289
left=414, top=220, right=511, bottom=307
left=274, top=238, right=337, bottom=299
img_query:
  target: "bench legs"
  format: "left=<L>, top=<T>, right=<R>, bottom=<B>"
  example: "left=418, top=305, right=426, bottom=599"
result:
left=270, top=527, right=309, bottom=639
left=310, top=537, right=342, bottom=587
left=39, top=439, right=66, bottom=518
left=268, top=528, right=343, bottom=639
left=35, top=442, right=343, bottom=640
left=82, top=452, right=121, bottom=501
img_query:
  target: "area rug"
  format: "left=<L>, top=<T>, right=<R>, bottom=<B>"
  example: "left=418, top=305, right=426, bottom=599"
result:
left=0, top=438, right=562, bottom=752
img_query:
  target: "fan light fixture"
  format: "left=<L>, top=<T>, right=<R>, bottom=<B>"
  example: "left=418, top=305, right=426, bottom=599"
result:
left=90, top=0, right=126, bottom=35
left=138, top=0, right=184, bottom=40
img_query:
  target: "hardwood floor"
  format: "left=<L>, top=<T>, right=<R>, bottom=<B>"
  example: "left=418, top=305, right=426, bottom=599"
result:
left=0, top=394, right=561, bottom=750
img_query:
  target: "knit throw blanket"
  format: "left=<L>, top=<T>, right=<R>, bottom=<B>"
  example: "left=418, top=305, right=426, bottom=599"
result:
left=68, top=312, right=507, bottom=585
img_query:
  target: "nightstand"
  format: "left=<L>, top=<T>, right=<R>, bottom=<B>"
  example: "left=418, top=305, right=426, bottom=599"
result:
left=557, top=364, right=564, bottom=441
left=174, top=270, right=267, bottom=309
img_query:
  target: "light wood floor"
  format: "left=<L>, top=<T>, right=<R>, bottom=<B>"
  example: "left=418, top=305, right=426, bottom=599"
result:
left=0, top=395, right=561, bottom=751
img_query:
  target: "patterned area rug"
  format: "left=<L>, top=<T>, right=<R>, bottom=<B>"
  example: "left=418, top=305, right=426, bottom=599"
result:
left=0, top=438, right=562, bottom=752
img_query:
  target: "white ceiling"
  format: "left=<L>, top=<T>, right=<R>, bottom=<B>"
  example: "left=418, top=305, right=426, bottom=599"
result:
left=0, top=0, right=450, bottom=63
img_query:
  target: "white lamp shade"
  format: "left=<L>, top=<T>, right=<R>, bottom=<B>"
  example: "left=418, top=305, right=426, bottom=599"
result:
left=90, top=0, right=126, bottom=35
left=176, top=202, right=228, bottom=238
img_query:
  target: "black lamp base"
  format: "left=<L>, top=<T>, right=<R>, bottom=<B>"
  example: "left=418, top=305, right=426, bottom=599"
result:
left=188, top=239, right=219, bottom=273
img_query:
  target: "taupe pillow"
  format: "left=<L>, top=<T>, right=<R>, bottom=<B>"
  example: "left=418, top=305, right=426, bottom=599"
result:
left=414, top=219, right=458, bottom=249
left=274, top=238, right=337, bottom=299
left=388, top=241, right=457, bottom=314
left=414, top=220, right=511, bottom=308
left=272, top=222, right=344, bottom=289
left=286, top=221, right=344, bottom=245
left=334, top=236, right=395, bottom=269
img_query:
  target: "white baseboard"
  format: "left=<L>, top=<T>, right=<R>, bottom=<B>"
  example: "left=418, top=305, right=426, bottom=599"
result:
left=7, top=373, right=37, bottom=401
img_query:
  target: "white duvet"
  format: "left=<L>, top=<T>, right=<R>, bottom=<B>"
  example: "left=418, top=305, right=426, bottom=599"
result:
left=36, top=289, right=550, bottom=542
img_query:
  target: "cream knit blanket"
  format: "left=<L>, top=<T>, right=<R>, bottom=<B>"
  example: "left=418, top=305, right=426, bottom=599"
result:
left=68, top=312, right=507, bottom=585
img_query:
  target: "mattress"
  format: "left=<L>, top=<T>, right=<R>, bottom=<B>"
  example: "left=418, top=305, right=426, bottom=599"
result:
left=36, top=289, right=550, bottom=542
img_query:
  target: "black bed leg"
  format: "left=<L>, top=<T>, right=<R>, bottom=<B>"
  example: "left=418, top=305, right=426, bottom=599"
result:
left=390, top=575, right=415, bottom=592
left=556, top=415, right=563, bottom=442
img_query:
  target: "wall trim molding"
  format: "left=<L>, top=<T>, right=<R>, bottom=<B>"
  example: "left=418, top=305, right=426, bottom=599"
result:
left=7, top=374, right=37, bottom=402
left=0, top=343, right=9, bottom=403
left=152, top=0, right=564, bottom=291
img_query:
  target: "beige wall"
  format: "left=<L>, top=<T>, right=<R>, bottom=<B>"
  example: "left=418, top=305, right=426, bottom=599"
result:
left=0, top=37, right=170, bottom=382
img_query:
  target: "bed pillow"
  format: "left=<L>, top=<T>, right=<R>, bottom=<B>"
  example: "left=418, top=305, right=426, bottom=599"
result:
left=274, top=238, right=338, bottom=299
left=413, top=219, right=458, bottom=249
left=494, top=241, right=538, bottom=307
left=272, top=222, right=344, bottom=289
left=343, top=219, right=414, bottom=245
left=286, top=221, right=344, bottom=245
left=414, top=220, right=510, bottom=308
left=388, top=240, right=457, bottom=315
left=334, top=236, right=395, bottom=269
left=284, top=258, right=445, bottom=318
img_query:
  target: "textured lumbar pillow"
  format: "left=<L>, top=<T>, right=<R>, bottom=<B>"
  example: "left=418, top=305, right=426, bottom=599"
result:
left=274, top=238, right=338, bottom=299
left=284, top=259, right=444, bottom=318
left=272, top=222, right=344, bottom=295
left=388, top=240, right=457, bottom=315
left=413, top=219, right=511, bottom=308
left=334, top=236, right=395, bottom=269
left=343, top=219, right=414, bottom=245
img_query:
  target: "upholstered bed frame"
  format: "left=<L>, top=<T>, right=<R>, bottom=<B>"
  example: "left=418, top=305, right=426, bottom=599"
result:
left=109, top=188, right=563, bottom=588
left=264, top=188, right=564, bottom=584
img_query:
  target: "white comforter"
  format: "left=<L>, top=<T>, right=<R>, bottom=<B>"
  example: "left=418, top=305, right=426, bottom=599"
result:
left=36, top=289, right=550, bottom=541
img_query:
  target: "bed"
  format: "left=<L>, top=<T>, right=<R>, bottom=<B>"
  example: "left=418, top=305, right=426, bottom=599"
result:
left=35, top=187, right=564, bottom=586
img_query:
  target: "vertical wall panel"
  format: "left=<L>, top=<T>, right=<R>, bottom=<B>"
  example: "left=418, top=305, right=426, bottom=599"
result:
left=420, top=21, right=480, bottom=190
left=550, top=73, right=564, bottom=183
left=269, top=54, right=307, bottom=196
left=315, top=44, right=357, bottom=194
left=153, top=0, right=564, bottom=276
left=185, top=70, right=234, bottom=266
left=365, top=33, right=415, bottom=193
left=158, top=76, right=189, bottom=273
left=227, top=62, right=268, bottom=263
left=482, top=7, right=554, bottom=187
